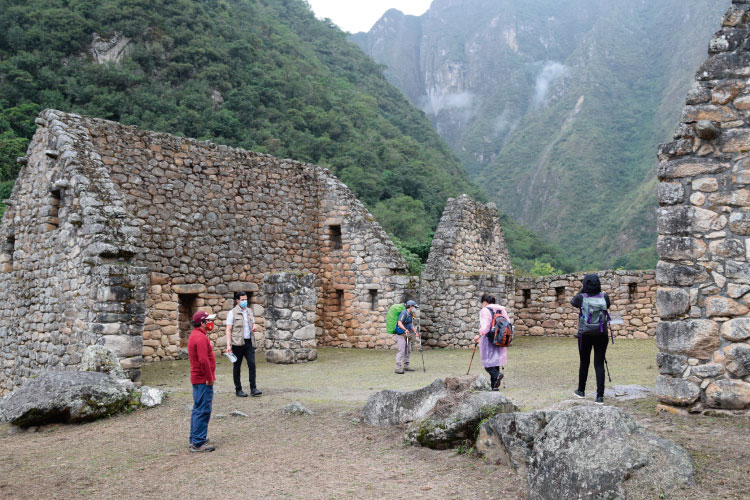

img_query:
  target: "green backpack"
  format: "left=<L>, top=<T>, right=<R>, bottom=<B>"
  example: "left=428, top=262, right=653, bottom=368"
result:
left=386, top=304, right=406, bottom=334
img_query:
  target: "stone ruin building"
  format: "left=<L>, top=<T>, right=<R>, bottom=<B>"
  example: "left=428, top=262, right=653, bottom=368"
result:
left=655, top=0, right=750, bottom=412
left=3, top=3, right=748, bottom=413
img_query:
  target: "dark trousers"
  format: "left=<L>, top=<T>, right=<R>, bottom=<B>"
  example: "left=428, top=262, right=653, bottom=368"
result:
left=577, top=334, right=609, bottom=397
left=190, top=383, right=213, bottom=446
left=231, top=339, right=257, bottom=392
left=485, top=366, right=501, bottom=389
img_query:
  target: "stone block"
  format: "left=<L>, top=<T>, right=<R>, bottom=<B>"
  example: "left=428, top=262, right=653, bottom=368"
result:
left=705, top=296, right=749, bottom=317
left=656, top=320, right=720, bottom=359
left=172, top=283, right=206, bottom=294
left=725, top=260, right=750, bottom=284
left=265, top=349, right=295, bottom=364
left=721, top=318, right=750, bottom=341
left=656, top=288, right=690, bottom=319
left=100, top=334, right=142, bottom=358
left=657, top=159, right=729, bottom=180
left=656, top=352, right=688, bottom=376
left=656, top=375, right=700, bottom=406
left=708, top=239, right=745, bottom=258
left=725, top=343, right=750, bottom=377
left=293, top=324, right=316, bottom=341
left=728, top=211, right=750, bottom=235
left=656, top=261, right=710, bottom=287
left=705, top=379, right=750, bottom=409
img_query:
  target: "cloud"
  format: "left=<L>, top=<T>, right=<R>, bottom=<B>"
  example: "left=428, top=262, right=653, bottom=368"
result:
left=420, top=90, right=476, bottom=123
left=494, top=109, right=518, bottom=135
left=532, top=62, right=569, bottom=107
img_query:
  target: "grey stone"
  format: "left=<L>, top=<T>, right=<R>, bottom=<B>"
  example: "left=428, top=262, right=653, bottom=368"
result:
left=230, top=410, right=249, bottom=418
left=656, top=288, right=690, bottom=319
left=705, top=378, right=750, bottom=409
left=0, top=371, right=134, bottom=427
left=656, top=375, right=700, bottom=406
left=282, top=402, right=313, bottom=415
left=721, top=318, right=750, bottom=341
left=265, top=349, right=295, bottom=364
left=725, top=343, right=750, bottom=377
left=361, top=379, right=448, bottom=426
left=80, top=345, right=127, bottom=379
left=656, top=320, right=720, bottom=359
left=602, top=384, right=654, bottom=400
left=139, top=386, right=164, bottom=407
left=694, top=120, right=721, bottom=140
left=657, top=353, right=689, bottom=376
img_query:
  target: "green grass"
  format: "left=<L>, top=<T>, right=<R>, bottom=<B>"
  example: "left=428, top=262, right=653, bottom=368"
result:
left=142, top=337, right=658, bottom=411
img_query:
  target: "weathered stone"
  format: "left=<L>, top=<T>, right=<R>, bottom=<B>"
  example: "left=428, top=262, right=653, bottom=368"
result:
left=657, top=182, right=685, bottom=205
left=100, top=335, right=142, bottom=358
left=526, top=406, right=695, bottom=500
left=728, top=211, right=750, bottom=235
left=690, top=363, right=724, bottom=379
left=657, top=159, right=729, bottom=180
left=172, top=284, right=206, bottom=294
left=282, top=402, right=313, bottom=415
left=657, top=236, right=707, bottom=260
left=361, top=379, right=448, bottom=426
left=694, top=121, right=721, bottom=140
left=656, top=288, right=690, bottom=319
left=139, top=386, right=164, bottom=407
left=0, top=371, right=134, bottom=426
left=656, top=319, right=719, bottom=359
left=657, top=352, right=689, bottom=376
left=704, top=379, right=750, bottom=409
left=727, top=283, right=750, bottom=298
left=721, top=129, right=750, bottom=153
left=721, top=318, right=750, bottom=341
left=656, top=375, right=700, bottom=406
left=692, top=177, right=719, bottom=192
left=724, top=343, right=750, bottom=377
left=265, top=349, right=295, bottom=364
left=705, top=295, right=749, bottom=317
left=709, top=239, right=745, bottom=258
left=656, top=261, right=710, bottom=287
left=80, top=345, right=127, bottom=379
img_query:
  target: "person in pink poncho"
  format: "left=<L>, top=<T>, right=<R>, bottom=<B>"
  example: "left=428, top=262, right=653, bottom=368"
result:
left=473, top=293, right=510, bottom=390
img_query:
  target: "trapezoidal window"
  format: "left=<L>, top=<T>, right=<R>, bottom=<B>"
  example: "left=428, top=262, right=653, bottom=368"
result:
left=628, top=283, right=638, bottom=302
left=178, top=294, right=198, bottom=347
left=328, top=224, right=342, bottom=250
left=46, top=189, right=61, bottom=231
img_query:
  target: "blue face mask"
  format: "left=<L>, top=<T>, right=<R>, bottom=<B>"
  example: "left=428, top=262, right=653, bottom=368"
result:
left=240, top=300, right=248, bottom=308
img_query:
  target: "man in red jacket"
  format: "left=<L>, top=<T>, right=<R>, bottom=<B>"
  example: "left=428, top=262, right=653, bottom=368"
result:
left=188, top=310, right=217, bottom=452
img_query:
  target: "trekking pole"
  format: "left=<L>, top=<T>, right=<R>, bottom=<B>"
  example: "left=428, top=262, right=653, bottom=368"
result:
left=417, top=327, right=426, bottom=372
left=604, top=357, right=612, bottom=382
left=466, top=342, right=478, bottom=375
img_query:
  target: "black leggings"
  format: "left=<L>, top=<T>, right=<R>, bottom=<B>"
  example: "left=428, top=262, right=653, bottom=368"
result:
left=485, top=366, right=501, bottom=389
left=231, top=339, right=257, bottom=391
left=577, top=334, right=608, bottom=397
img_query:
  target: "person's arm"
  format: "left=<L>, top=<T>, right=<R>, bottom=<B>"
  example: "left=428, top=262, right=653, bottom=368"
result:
left=570, top=293, right=583, bottom=308
left=199, top=337, right=214, bottom=384
left=249, top=307, right=258, bottom=332
left=604, top=293, right=611, bottom=308
left=225, top=311, right=233, bottom=353
left=397, top=310, right=407, bottom=333
left=474, top=307, right=490, bottom=342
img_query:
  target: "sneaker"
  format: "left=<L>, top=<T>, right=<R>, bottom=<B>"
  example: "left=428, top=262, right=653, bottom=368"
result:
left=395, top=367, right=404, bottom=374
left=492, top=372, right=504, bottom=390
left=250, top=388, right=262, bottom=397
left=573, top=390, right=585, bottom=399
left=189, top=442, right=215, bottom=453
left=236, top=390, right=248, bottom=397
left=404, top=366, right=415, bottom=372
left=595, top=396, right=604, bottom=405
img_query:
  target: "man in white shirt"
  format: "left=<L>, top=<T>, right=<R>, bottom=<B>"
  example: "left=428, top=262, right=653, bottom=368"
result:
left=225, top=292, right=261, bottom=397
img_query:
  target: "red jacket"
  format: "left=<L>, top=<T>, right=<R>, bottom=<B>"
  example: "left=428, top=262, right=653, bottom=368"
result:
left=188, top=327, right=216, bottom=384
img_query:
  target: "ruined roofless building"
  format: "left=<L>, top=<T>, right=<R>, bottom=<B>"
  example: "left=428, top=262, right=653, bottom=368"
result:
left=656, top=0, right=750, bottom=411
left=0, top=109, right=415, bottom=395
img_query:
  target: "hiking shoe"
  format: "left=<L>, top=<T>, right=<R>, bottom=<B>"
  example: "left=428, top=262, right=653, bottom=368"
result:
left=236, top=390, right=248, bottom=397
left=404, top=366, right=415, bottom=372
left=492, top=372, right=504, bottom=390
left=189, top=442, right=215, bottom=453
left=595, top=396, right=604, bottom=405
left=573, top=390, right=585, bottom=399
left=395, top=367, right=404, bottom=374
left=250, top=388, right=262, bottom=397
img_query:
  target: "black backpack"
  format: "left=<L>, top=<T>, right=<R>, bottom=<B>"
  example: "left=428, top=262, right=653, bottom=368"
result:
left=487, top=307, right=514, bottom=347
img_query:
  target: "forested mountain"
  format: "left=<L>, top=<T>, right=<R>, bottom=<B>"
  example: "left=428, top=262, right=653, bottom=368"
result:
left=352, top=0, right=731, bottom=269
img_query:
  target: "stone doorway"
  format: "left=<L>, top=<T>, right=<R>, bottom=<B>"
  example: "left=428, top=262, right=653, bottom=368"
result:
left=177, top=294, right=197, bottom=347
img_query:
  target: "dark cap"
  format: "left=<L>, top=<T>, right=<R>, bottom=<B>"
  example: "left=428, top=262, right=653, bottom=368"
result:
left=192, top=311, right=217, bottom=323
left=406, top=300, right=419, bottom=308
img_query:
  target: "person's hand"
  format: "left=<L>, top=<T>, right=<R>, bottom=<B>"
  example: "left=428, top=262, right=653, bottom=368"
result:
left=226, top=347, right=232, bottom=353
left=473, top=335, right=479, bottom=342
left=252, top=324, right=258, bottom=332
left=206, top=379, right=214, bottom=386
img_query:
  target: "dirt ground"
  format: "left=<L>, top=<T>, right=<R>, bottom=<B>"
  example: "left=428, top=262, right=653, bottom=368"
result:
left=0, top=338, right=748, bottom=500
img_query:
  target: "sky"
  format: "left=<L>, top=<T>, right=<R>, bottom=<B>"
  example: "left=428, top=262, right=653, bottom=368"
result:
left=306, top=0, right=433, bottom=33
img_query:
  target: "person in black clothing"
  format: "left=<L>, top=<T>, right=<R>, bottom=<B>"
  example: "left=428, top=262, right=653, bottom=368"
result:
left=570, top=273, right=611, bottom=404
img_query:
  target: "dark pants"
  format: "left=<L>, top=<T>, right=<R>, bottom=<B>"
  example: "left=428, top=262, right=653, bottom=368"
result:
left=231, top=339, right=257, bottom=392
left=485, top=366, right=501, bottom=389
left=577, top=334, right=609, bottom=397
left=190, top=383, right=213, bottom=446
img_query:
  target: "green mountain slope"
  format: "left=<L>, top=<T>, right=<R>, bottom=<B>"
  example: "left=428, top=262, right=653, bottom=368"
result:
left=0, top=0, right=486, bottom=245
left=353, top=0, right=730, bottom=269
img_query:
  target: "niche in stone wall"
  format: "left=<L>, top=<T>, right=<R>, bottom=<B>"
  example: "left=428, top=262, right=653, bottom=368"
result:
left=335, top=289, right=344, bottom=311
left=0, top=234, right=14, bottom=272
left=177, top=294, right=197, bottom=347
left=46, top=189, right=61, bottom=231
left=368, top=289, right=378, bottom=310
left=328, top=224, right=342, bottom=250
left=555, top=286, right=565, bottom=306
left=628, top=283, right=637, bottom=301
left=522, top=289, right=531, bottom=308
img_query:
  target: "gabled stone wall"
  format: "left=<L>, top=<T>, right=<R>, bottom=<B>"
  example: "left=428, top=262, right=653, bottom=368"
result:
left=0, top=110, right=410, bottom=394
left=656, top=0, right=750, bottom=411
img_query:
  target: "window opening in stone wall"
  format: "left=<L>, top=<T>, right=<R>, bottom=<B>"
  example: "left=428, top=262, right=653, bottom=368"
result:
left=1, top=235, right=14, bottom=271
left=336, top=289, right=344, bottom=311
left=555, top=286, right=565, bottom=305
left=369, top=289, right=378, bottom=310
left=329, top=224, right=342, bottom=250
left=178, top=294, right=197, bottom=347
left=47, top=190, right=61, bottom=231
left=628, top=283, right=637, bottom=302
left=523, top=289, right=531, bottom=308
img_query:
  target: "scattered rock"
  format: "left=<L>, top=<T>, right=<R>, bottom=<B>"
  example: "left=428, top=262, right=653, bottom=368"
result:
left=603, top=384, right=654, bottom=400
left=361, top=379, right=448, bottom=426
left=282, top=402, right=313, bottom=416
left=231, top=410, right=249, bottom=418
left=139, top=386, right=165, bottom=407
left=1, top=371, right=135, bottom=427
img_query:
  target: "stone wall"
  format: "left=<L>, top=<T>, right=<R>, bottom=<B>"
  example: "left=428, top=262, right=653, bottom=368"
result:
left=512, top=271, right=658, bottom=340
left=263, top=272, right=318, bottom=364
left=656, top=0, right=750, bottom=411
left=0, top=109, right=411, bottom=395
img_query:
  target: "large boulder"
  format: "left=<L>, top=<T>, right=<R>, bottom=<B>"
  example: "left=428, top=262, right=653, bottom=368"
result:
left=361, top=379, right=448, bottom=426
left=404, top=391, right=518, bottom=449
left=525, top=406, right=694, bottom=500
left=0, top=371, right=136, bottom=427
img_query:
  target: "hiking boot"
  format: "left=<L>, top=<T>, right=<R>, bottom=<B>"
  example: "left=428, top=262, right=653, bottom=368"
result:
left=595, top=396, right=604, bottom=405
left=250, top=388, right=262, bottom=397
left=236, top=390, right=248, bottom=397
left=404, top=365, right=415, bottom=372
left=395, top=367, right=404, bottom=374
left=189, top=442, right=215, bottom=453
left=573, top=390, right=585, bottom=399
left=492, top=372, right=504, bottom=390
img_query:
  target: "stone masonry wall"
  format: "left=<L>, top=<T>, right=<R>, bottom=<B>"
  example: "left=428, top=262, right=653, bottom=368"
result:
left=0, top=110, right=410, bottom=394
left=656, top=0, right=750, bottom=411
left=263, top=272, right=317, bottom=364
left=512, top=271, right=658, bottom=340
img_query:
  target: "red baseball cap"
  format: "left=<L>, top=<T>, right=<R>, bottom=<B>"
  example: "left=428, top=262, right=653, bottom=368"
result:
left=192, top=311, right=217, bottom=323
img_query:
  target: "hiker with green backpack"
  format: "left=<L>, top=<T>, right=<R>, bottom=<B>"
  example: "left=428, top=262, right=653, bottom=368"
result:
left=386, top=300, right=419, bottom=374
left=570, top=273, right=612, bottom=405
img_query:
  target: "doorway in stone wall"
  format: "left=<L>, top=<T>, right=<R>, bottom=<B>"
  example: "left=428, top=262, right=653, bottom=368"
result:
left=178, top=294, right=198, bottom=347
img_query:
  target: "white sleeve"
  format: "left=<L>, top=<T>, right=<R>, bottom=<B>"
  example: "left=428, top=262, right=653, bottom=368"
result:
left=226, top=310, right=234, bottom=326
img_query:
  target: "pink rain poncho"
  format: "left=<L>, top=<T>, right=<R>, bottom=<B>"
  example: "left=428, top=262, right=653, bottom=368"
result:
left=478, top=304, right=509, bottom=368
